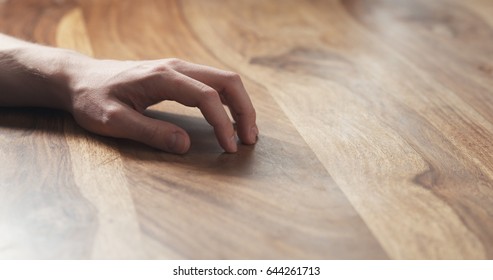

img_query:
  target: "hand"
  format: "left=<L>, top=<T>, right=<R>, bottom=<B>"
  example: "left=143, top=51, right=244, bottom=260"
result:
left=0, top=34, right=258, bottom=154
left=68, top=58, right=258, bottom=154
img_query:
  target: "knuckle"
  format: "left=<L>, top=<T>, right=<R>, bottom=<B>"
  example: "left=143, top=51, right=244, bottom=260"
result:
left=246, top=106, right=256, bottom=117
left=74, top=103, right=126, bottom=137
left=237, top=103, right=256, bottom=120
left=146, top=64, right=171, bottom=75
left=99, top=105, right=124, bottom=127
left=136, top=60, right=178, bottom=76
left=164, top=58, right=184, bottom=68
left=224, top=71, right=242, bottom=83
left=239, top=107, right=256, bottom=120
left=200, top=87, right=220, bottom=103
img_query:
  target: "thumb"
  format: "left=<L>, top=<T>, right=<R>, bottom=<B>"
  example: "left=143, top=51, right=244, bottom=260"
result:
left=113, top=107, right=191, bottom=154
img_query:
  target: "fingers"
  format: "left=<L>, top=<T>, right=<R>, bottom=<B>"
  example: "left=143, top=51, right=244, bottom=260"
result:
left=166, top=60, right=258, bottom=145
left=146, top=70, right=238, bottom=153
left=107, top=105, right=191, bottom=154
left=97, top=59, right=257, bottom=154
left=169, top=73, right=238, bottom=152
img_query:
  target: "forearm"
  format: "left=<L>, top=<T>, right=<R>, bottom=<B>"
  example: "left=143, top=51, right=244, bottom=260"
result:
left=0, top=33, right=85, bottom=111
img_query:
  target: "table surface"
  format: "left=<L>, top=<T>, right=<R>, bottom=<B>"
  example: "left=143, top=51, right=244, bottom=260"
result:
left=1, top=0, right=493, bottom=259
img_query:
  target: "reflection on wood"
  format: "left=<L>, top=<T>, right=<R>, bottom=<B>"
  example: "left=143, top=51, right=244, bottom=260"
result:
left=1, top=0, right=492, bottom=259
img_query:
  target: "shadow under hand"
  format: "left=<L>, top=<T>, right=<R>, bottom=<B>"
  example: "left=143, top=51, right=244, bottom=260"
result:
left=117, top=109, right=257, bottom=178
left=0, top=107, right=68, bottom=136
left=0, top=107, right=258, bottom=178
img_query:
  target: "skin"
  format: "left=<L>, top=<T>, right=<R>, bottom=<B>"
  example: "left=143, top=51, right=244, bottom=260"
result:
left=0, top=33, right=258, bottom=154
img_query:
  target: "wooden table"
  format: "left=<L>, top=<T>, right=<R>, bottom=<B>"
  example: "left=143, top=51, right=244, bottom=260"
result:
left=1, top=0, right=492, bottom=259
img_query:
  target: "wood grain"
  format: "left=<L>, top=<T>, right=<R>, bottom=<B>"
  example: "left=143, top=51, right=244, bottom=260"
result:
left=1, top=0, right=492, bottom=259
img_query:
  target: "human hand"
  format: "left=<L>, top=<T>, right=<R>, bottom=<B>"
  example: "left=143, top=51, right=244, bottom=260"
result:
left=67, top=58, right=258, bottom=154
left=0, top=34, right=257, bottom=154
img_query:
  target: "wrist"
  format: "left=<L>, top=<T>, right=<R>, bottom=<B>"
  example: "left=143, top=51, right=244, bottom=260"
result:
left=1, top=43, right=92, bottom=112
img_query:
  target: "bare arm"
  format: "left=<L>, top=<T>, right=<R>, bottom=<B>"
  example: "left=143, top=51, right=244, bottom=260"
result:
left=0, top=33, right=258, bottom=154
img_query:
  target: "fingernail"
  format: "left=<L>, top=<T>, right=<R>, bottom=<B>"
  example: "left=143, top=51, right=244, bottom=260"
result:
left=167, top=132, right=186, bottom=154
left=251, top=126, right=259, bottom=143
